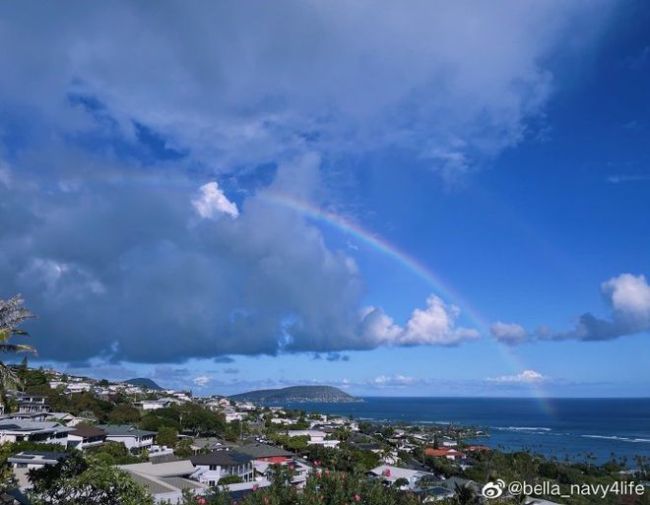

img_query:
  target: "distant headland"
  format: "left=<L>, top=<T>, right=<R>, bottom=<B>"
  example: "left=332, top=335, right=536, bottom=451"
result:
left=230, top=385, right=361, bottom=404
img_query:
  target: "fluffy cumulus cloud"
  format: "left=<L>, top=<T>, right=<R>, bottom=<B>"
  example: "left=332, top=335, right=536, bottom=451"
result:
left=192, top=182, right=239, bottom=219
left=499, top=273, right=650, bottom=345
left=487, top=369, right=546, bottom=384
left=361, top=296, right=480, bottom=347
left=550, top=273, right=650, bottom=342
left=490, top=321, right=528, bottom=345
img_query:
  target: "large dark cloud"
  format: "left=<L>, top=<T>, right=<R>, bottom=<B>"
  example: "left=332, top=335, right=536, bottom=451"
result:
left=1, top=150, right=478, bottom=362
left=0, top=1, right=615, bottom=363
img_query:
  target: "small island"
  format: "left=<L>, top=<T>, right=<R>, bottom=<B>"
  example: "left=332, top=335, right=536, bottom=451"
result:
left=230, top=385, right=361, bottom=404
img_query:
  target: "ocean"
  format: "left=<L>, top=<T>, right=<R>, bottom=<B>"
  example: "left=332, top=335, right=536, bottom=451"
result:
left=284, top=397, right=650, bottom=464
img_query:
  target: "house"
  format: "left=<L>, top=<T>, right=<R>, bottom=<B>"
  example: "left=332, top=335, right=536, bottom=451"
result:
left=135, top=399, right=173, bottom=411
left=224, top=411, right=246, bottom=423
left=190, top=437, right=232, bottom=453
left=8, top=451, right=67, bottom=470
left=0, top=421, right=72, bottom=446
left=65, top=382, right=92, bottom=394
left=16, top=395, right=50, bottom=415
left=98, top=425, right=155, bottom=451
left=0, top=413, right=49, bottom=423
left=369, top=465, right=433, bottom=491
left=8, top=451, right=68, bottom=491
left=48, top=380, right=66, bottom=389
left=286, top=430, right=339, bottom=448
left=235, top=402, right=256, bottom=411
left=119, top=460, right=207, bottom=504
left=237, top=443, right=293, bottom=465
left=424, top=447, right=465, bottom=461
left=465, top=445, right=491, bottom=453
left=271, top=417, right=297, bottom=425
left=67, top=425, right=107, bottom=450
left=190, top=450, right=254, bottom=486
left=44, top=412, right=89, bottom=426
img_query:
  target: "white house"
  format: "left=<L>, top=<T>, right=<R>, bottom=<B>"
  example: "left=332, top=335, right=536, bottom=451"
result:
left=286, top=430, right=340, bottom=448
left=136, top=399, right=172, bottom=411
left=190, top=451, right=254, bottom=486
left=224, top=411, right=246, bottom=423
left=98, top=425, right=155, bottom=451
left=369, top=465, right=433, bottom=490
left=66, top=382, right=92, bottom=394
left=0, top=420, right=72, bottom=446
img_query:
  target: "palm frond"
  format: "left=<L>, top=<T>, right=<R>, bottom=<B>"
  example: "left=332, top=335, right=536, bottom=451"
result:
left=0, top=295, right=34, bottom=331
left=0, top=343, right=36, bottom=354
left=0, top=361, right=20, bottom=391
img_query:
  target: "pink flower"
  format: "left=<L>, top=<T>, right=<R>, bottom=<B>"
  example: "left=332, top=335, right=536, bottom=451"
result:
left=354, top=494, right=361, bottom=502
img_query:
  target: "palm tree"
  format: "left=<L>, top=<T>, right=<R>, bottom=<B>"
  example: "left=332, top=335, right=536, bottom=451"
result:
left=454, top=483, right=479, bottom=505
left=0, top=295, right=36, bottom=411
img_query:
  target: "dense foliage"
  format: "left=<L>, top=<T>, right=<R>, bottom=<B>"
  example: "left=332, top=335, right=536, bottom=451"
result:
left=28, top=452, right=154, bottom=505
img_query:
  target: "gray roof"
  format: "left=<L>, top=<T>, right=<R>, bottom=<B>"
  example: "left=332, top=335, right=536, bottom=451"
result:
left=191, top=450, right=252, bottom=467
left=98, top=424, right=155, bottom=437
left=161, top=477, right=205, bottom=490
left=0, top=421, right=72, bottom=434
left=8, top=451, right=67, bottom=465
left=237, top=444, right=292, bottom=459
left=127, top=473, right=174, bottom=496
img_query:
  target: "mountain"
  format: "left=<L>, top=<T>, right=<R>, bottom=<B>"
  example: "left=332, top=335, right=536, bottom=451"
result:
left=230, top=385, right=360, bottom=404
left=125, top=378, right=163, bottom=390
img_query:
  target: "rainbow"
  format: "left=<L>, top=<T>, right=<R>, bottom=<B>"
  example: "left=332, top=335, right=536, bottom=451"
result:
left=262, top=191, right=491, bottom=332
left=262, top=191, right=555, bottom=413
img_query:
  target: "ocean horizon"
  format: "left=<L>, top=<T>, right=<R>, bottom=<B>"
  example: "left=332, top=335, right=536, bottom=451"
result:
left=285, top=397, right=650, bottom=465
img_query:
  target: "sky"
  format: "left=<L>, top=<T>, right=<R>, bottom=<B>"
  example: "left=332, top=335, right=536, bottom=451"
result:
left=0, top=1, right=649, bottom=397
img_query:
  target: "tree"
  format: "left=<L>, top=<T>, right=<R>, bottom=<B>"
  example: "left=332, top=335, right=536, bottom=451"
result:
left=453, top=483, right=479, bottom=505
left=0, top=295, right=36, bottom=410
left=29, top=452, right=154, bottom=505
left=393, top=477, right=409, bottom=489
left=157, top=426, right=178, bottom=448
left=107, top=403, right=141, bottom=424
left=217, top=475, right=242, bottom=485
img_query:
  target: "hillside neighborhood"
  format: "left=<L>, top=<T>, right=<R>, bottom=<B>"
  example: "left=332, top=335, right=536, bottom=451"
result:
left=0, top=365, right=646, bottom=505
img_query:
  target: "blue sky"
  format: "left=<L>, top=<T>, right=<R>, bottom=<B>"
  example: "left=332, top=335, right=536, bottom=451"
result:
left=1, top=1, right=649, bottom=396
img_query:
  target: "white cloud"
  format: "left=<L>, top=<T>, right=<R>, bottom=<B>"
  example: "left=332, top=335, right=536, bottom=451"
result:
left=360, top=295, right=479, bottom=347
left=193, top=375, right=211, bottom=387
left=602, top=273, right=650, bottom=323
left=401, top=296, right=480, bottom=346
left=371, top=374, right=417, bottom=388
left=192, top=181, right=239, bottom=219
left=546, top=273, right=650, bottom=342
left=490, top=321, right=528, bottom=345
left=491, top=273, right=650, bottom=345
left=356, top=294, right=480, bottom=350
left=487, top=369, right=546, bottom=384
